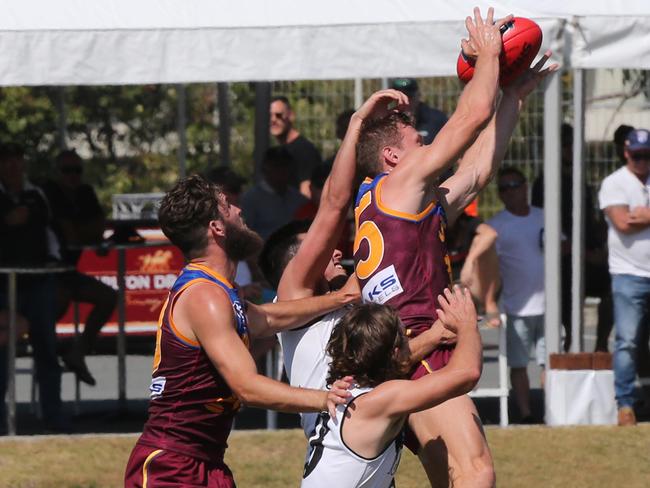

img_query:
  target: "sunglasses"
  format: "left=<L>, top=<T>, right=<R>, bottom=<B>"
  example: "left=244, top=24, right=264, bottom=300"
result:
left=270, top=112, right=286, bottom=120
left=61, top=166, right=83, bottom=175
left=498, top=180, right=524, bottom=192
left=630, top=152, right=650, bottom=162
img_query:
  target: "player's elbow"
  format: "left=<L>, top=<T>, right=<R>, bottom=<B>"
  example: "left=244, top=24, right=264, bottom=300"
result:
left=229, top=380, right=257, bottom=406
left=459, top=366, right=482, bottom=393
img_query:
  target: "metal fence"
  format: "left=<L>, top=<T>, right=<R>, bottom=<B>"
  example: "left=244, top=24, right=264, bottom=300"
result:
left=270, top=69, right=650, bottom=219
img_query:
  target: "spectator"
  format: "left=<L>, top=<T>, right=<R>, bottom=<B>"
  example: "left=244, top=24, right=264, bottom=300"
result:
left=0, top=144, right=67, bottom=431
left=613, top=124, right=635, bottom=166
left=269, top=96, right=322, bottom=199
left=488, top=167, right=545, bottom=423
left=598, top=128, right=650, bottom=427
left=391, top=78, right=448, bottom=145
left=613, top=125, right=650, bottom=375
left=324, top=109, right=355, bottom=166
left=448, top=213, right=502, bottom=327
left=294, top=163, right=331, bottom=221
left=532, top=123, right=612, bottom=352
left=42, top=150, right=117, bottom=386
left=241, top=147, right=307, bottom=241
left=294, top=162, right=355, bottom=259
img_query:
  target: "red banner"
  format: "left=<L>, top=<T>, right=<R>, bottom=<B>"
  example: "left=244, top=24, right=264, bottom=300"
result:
left=57, top=243, right=185, bottom=337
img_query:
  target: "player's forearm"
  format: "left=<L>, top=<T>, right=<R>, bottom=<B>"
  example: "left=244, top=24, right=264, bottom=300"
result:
left=408, top=322, right=443, bottom=364
left=445, top=327, right=483, bottom=387
left=255, top=290, right=357, bottom=335
left=236, top=375, right=326, bottom=413
left=456, top=53, right=500, bottom=130
left=458, top=93, right=520, bottom=192
left=321, top=115, right=362, bottom=210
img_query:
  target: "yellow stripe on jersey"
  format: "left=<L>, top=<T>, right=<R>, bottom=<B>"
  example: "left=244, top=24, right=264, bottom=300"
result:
left=142, top=449, right=164, bottom=488
left=421, top=359, right=434, bottom=375
left=375, top=176, right=435, bottom=221
left=186, top=262, right=234, bottom=288
left=152, top=297, right=170, bottom=373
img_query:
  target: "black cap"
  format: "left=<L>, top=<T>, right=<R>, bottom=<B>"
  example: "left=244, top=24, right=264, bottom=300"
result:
left=391, top=78, right=418, bottom=96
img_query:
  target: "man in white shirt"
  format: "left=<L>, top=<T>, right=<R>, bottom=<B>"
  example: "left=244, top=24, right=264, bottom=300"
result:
left=598, top=128, right=650, bottom=426
left=488, top=167, right=545, bottom=423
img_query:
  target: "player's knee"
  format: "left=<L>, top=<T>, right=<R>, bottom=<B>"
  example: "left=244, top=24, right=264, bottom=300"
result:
left=468, top=456, right=495, bottom=488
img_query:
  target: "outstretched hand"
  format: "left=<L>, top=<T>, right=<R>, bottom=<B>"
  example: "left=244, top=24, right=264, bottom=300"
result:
left=503, top=50, right=560, bottom=100
left=354, top=89, right=409, bottom=122
left=436, top=285, right=478, bottom=335
left=326, top=375, right=354, bottom=420
left=461, top=7, right=513, bottom=59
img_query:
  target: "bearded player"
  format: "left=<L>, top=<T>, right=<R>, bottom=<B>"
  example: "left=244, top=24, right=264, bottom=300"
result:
left=353, top=7, right=558, bottom=487
left=124, top=175, right=358, bottom=487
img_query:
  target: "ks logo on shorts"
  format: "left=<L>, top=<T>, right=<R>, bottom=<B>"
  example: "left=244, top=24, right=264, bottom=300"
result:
left=362, top=265, right=404, bottom=304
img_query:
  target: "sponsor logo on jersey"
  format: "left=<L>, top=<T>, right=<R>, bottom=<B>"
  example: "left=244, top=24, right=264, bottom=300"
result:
left=232, top=300, right=248, bottom=337
left=149, top=376, right=166, bottom=398
left=362, top=265, right=404, bottom=304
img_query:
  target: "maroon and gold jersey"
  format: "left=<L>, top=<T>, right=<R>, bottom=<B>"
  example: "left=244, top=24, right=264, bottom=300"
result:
left=353, top=174, right=452, bottom=337
left=136, top=262, right=249, bottom=463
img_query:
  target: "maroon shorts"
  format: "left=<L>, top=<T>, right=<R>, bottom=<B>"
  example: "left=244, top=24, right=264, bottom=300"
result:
left=124, top=442, right=235, bottom=488
left=404, top=345, right=454, bottom=454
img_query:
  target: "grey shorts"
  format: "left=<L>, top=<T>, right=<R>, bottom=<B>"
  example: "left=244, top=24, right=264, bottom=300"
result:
left=506, top=314, right=545, bottom=368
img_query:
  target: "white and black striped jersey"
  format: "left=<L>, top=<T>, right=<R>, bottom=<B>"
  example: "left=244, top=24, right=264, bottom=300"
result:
left=301, top=387, right=403, bottom=488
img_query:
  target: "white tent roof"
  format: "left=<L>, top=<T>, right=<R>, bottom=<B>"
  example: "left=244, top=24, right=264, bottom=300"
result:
left=1, top=0, right=649, bottom=86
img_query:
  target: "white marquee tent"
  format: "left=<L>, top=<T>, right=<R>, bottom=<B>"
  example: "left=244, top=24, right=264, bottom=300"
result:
left=0, top=0, right=649, bottom=86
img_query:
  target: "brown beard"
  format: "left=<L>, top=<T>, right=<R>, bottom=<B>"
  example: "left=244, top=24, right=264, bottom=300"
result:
left=224, top=221, right=264, bottom=262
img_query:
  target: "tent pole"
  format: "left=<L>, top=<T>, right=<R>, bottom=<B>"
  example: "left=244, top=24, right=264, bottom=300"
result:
left=354, top=78, right=363, bottom=109
left=176, top=84, right=187, bottom=178
left=218, top=82, right=231, bottom=167
left=253, top=82, right=271, bottom=183
left=544, top=70, right=563, bottom=360
left=571, top=69, right=586, bottom=353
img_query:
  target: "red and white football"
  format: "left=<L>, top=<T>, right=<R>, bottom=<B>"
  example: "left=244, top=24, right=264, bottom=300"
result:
left=456, top=17, right=543, bottom=87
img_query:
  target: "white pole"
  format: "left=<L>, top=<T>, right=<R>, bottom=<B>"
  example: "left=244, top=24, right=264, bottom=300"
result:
left=571, top=69, right=586, bottom=352
left=354, top=78, right=363, bottom=109
left=544, top=71, right=563, bottom=360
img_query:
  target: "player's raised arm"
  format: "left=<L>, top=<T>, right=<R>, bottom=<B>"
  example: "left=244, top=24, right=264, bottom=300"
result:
left=278, top=90, right=408, bottom=300
left=440, top=51, right=559, bottom=224
left=247, top=277, right=360, bottom=337
left=383, top=7, right=507, bottom=204
left=182, top=283, right=352, bottom=417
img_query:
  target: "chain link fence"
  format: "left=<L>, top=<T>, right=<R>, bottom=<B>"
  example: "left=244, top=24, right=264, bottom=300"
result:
left=269, top=70, right=649, bottom=219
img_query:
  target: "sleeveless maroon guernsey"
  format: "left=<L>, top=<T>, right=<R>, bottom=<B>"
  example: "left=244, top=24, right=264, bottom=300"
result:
left=353, top=173, right=452, bottom=338
left=135, top=262, right=249, bottom=463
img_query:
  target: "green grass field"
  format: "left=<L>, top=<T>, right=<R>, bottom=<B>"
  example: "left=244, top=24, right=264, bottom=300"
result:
left=1, top=425, right=649, bottom=487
